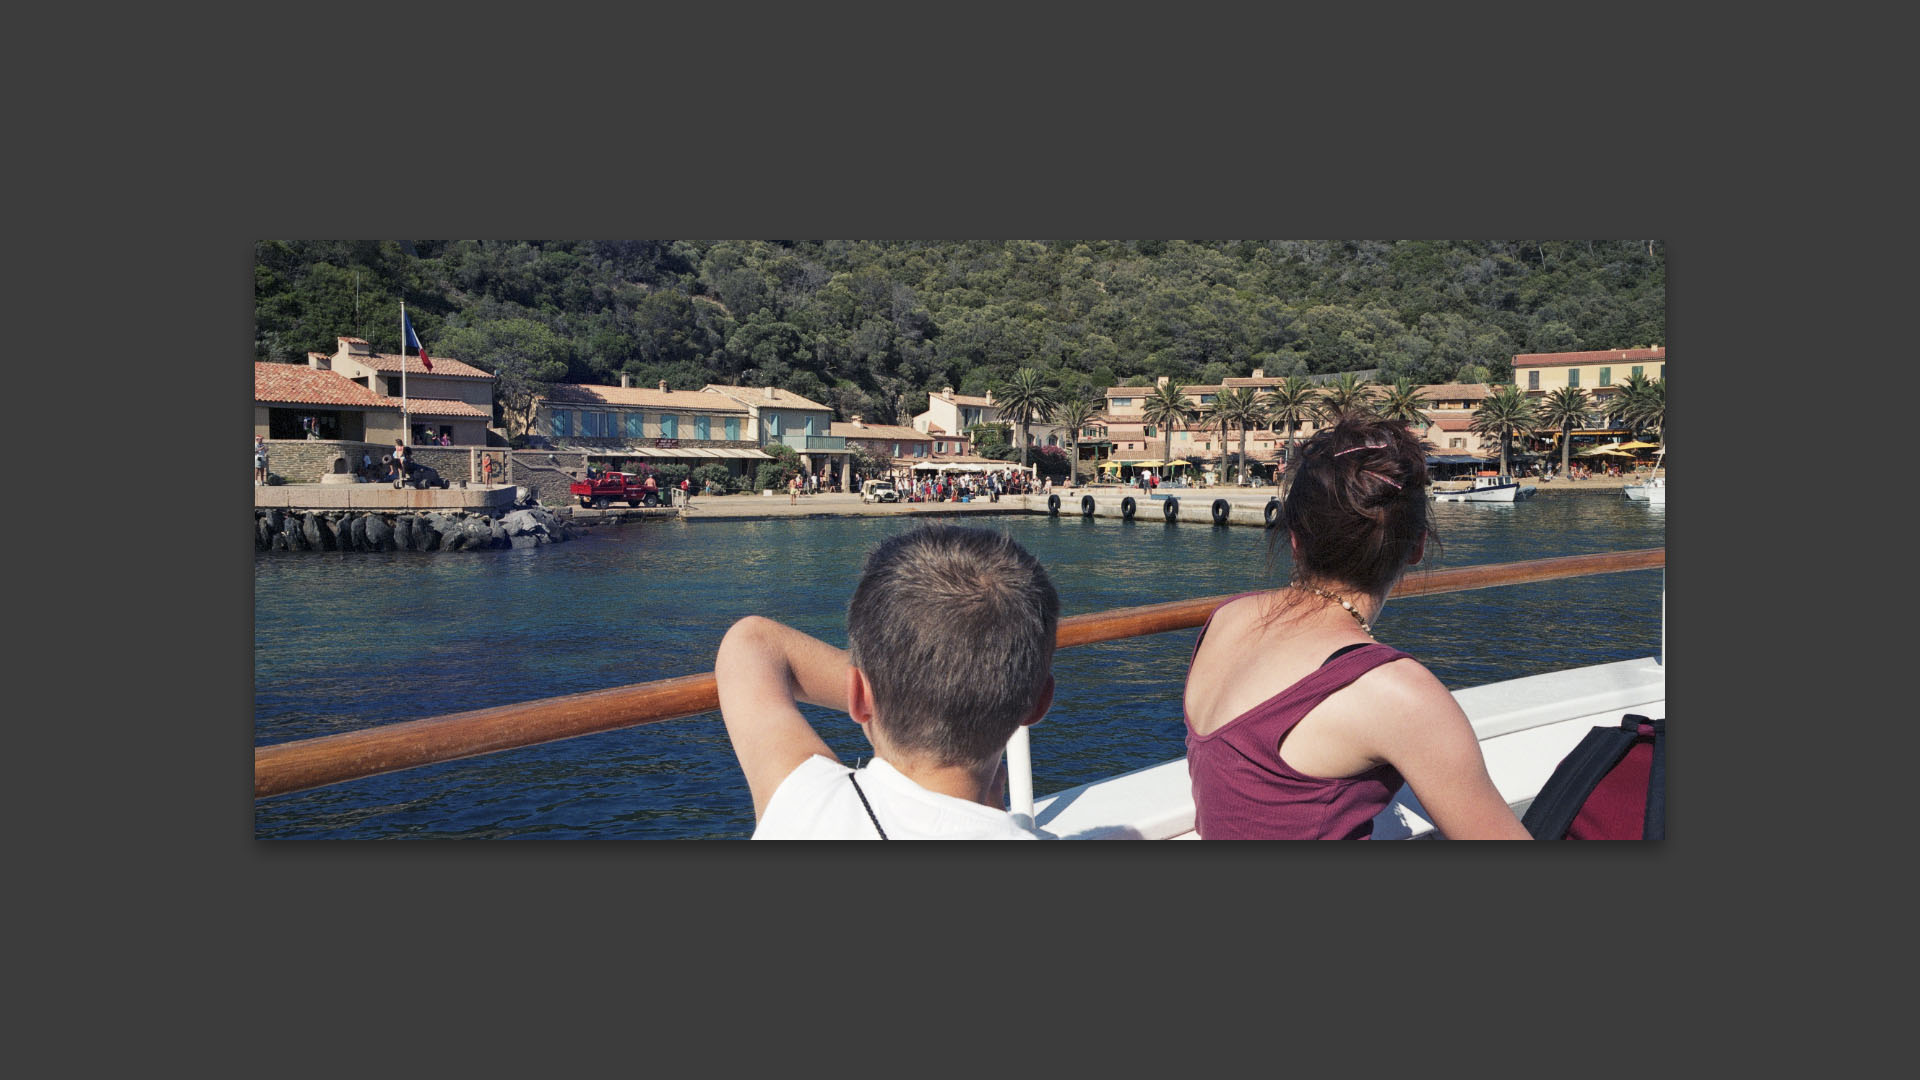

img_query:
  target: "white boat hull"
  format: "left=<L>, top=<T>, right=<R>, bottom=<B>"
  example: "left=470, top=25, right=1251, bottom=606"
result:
left=1032, top=655, right=1666, bottom=840
left=1433, top=482, right=1535, bottom=502
left=1623, top=478, right=1666, bottom=503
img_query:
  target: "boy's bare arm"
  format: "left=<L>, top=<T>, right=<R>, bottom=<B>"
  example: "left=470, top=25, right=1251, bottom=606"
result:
left=715, top=616, right=851, bottom=819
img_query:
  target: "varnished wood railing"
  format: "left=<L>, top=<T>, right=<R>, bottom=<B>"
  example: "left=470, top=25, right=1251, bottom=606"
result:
left=255, top=547, right=1663, bottom=799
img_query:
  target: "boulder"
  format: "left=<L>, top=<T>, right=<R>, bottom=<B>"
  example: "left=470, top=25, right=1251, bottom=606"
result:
left=257, top=515, right=273, bottom=550
left=363, top=514, right=394, bottom=551
left=395, top=515, right=416, bottom=551
left=347, top=514, right=368, bottom=550
left=509, top=533, right=539, bottom=549
left=302, top=513, right=325, bottom=550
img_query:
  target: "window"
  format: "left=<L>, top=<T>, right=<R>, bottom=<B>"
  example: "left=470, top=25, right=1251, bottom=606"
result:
left=1658, top=365, right=1664, bottom=380
left=915, top=443, right=927, bottom=456
left=550, top=410, right=571, bottom=437
left=936, top=441, right=946, bottom=453
left=1198, top=394, right=1214, bottom=404
left=1449, top=438, right=1464, bottom=448
left=765, top=411, right=781, bottom=437
left=695, top=415, right=710, bottom=440
left=1567, top=369, right=1580, bottom=388
left=893, top=443, right=901, bottom=457
left=1599, top=367, right=1612, bottom=386
left=1632, top=365, right=1644, bottom=379
left=660, top=414, right=678, bottom=439
left=385, top=376, right=403, bottom=396
left=627, top=413, right=644, bottom=439
left=1112, top=397, right=1131, bottom=407
left=725, top=417, right=740, bottom=440
left=1144, top=425, right=1156, bottom=437
left=1528, top=371, right=1539, bottom=390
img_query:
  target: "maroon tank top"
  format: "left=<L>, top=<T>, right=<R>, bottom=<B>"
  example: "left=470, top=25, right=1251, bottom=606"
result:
left=1184, top=597, right=1412, bottom=839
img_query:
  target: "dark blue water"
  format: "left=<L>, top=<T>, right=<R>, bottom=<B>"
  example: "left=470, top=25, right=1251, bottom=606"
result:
left=254, top=496, right=1665, bottom=838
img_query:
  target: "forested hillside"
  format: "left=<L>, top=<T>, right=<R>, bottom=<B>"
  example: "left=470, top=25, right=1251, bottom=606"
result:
left=254, top=240, right=1664, bottom=426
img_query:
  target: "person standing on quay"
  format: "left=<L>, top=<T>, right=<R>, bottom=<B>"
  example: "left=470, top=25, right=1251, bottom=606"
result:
left=255, top=434, right=269, bottom=486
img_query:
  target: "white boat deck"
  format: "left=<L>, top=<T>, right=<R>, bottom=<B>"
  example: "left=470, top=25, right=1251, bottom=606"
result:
left=1031, top=656, right=1666, bottom=840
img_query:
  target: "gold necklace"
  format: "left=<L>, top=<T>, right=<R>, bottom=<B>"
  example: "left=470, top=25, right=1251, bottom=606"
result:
left=1294, top=584, right=1373, bottom=638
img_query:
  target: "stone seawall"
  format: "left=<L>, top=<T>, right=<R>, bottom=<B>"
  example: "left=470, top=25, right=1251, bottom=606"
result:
left=254, top=506, right=576, bottom=553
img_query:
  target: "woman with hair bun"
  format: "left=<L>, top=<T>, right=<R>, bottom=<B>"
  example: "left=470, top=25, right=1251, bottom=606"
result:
left=1183, top=416, right=1529, bottom=839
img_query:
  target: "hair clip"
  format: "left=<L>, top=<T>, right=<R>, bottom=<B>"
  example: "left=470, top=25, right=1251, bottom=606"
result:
left=1363, top=470, right=1402, bottom=489
left=1334, top=441, right=1389, bottom=457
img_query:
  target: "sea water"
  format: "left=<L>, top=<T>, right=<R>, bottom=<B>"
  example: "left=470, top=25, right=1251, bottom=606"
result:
left=254, top=496, right=1665, bottom=838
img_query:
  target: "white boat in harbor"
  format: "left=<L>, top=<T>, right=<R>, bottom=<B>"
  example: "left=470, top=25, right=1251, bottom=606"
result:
left=1431, top=472, right=1536, bottom=502
left=1622, top=475, right=1666, bottom=503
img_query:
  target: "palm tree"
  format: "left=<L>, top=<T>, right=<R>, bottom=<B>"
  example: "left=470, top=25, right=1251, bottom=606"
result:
left=1212, top=385, right=1269, bottom=485
left=1140, top=380, right=1196, bottom=475
left=1535, top=386, right=1592, bottom=479
left=994, top=368, right=1057, bottom=468
left=1376, top=378, right=1431, bottom=429
left=1470, top=384, right=1539, bottom=476
left=1612, top=373, right=1664, bottom=442
left=1049, top=394, right=1101, bottom=487
left=1316, top=370, right=1378, bottom=423
left=1266, top=375, right=1319, bottom=471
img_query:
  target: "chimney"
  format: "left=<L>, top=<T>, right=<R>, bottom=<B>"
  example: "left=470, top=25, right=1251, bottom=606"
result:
left=620, top=373, right=631, bottom=388
left=1251, top=368, right=1264, bottom=380
left=851, top=415, right=864, bottom=427
left=1157, top=376, right=1169, bottom=387
left=766, top=386, right=778, bottom=399
left=659, top=380, right=668, bottom=392
left=308, top=351, right=331, bottom=371
left=942, top=386, right=954, bottom=398
left=338, top=336, right=371, bottom=357
left=985, top=390, right=994, bottom=404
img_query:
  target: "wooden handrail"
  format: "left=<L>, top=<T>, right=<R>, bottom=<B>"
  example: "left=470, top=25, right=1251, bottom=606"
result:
left=255, top=547, right=1663, bottom=799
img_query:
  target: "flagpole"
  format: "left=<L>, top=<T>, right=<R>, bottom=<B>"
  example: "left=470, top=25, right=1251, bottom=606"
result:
left=400, top=300, right=409, bottom=445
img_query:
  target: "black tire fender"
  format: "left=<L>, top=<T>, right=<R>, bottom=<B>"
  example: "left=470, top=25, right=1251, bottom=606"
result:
left=1121, top=496, right=1136, bottom=519
left=1163, top=497, right=1180, bottom=522
left=1211, top=498, right=1230, bottom=525
left=1264, top=498, right=1281, bottom=527
left=1047, top=494, right=1061, bottom=516
left=1081, top=495, right=1096, bottom=516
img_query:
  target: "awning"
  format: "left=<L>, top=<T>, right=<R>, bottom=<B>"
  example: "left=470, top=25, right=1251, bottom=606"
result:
left=588, top=445, right=773, bottom=459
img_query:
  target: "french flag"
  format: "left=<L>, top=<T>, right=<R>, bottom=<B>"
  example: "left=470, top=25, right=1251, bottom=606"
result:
left=402, top=310, right=433, bottom=371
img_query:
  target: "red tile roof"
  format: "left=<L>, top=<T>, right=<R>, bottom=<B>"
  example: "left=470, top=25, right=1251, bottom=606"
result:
left=340, top=351, right=495, bottom=379
left=254, top=363, right=395, bottom=409
left=543, top=383, right=748, bottom=412
left=1513, top=347, right=1664, bottom=367
left=401, top=398, right=492, bottom=418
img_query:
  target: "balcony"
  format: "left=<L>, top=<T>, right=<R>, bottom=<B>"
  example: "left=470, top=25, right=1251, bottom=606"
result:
left=769, top=434, right=848, bottom=452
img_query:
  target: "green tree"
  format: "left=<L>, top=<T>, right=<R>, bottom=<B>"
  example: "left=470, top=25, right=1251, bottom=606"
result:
left=1535, top=385, right=1593, bottom=478
left=1140, top=380, right=1196, bottom=469
left=1316, top=370, right=1378, bottom=422
left=1267, top=375, right=1319, bottom=468
left=1377, top=378, right=1431, bottom=428
left=1617, top=377, right=1665, bottom=444
left=1049, top=394, right=1100, bottom=486
left=1470, top=384, right=1539, bottom=476
left=1213, top=384, right=1270, bottom=484
left=436, top=317, right=572, bottom=437
left=994, top=367, right=1058, bottom=468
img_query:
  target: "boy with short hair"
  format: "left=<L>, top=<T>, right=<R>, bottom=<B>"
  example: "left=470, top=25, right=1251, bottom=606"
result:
left=715, top=524, right=1059, bottom=839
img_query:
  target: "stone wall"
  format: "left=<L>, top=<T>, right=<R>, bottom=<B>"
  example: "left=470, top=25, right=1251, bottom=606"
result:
left=259, top=441, right=593, bottom=503
left=510, top=452, right=591, bottom=507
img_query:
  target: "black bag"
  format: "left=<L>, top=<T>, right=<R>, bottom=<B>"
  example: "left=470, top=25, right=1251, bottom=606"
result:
left=1522, top=714, right=1665, bottom=840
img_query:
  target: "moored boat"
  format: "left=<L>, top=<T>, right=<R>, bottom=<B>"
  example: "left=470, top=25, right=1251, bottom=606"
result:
left=1431, top=471, right=1536, bottom=502
left=1622, top=475, right=1666, bottom=503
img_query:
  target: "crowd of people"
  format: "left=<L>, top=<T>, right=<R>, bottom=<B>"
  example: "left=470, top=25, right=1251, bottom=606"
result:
left=717, top=415, right=1532, bottom=840
left=879, top=469, right=1044, bottom=504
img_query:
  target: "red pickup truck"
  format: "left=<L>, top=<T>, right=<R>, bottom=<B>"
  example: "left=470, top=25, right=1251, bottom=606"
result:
left=569, top=470, right=663, bottom=508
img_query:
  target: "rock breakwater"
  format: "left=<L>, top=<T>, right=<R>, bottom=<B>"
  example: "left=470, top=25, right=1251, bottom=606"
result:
left=254, top=507, right=575, bottom=553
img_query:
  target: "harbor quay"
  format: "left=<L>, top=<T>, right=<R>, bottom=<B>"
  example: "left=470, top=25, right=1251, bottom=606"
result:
left=563, top=472, right=1647, bottom=527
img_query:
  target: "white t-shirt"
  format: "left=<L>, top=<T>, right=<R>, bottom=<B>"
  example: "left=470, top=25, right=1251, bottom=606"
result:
left=753, top=755, right=1044, bottom=840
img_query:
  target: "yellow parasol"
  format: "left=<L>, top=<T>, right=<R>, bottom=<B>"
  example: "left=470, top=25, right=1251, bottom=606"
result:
left=1131, top=460, right=1164, bottom=468
left=1615, top=440, right=1662, bottom=451
left=1164, top=459, right=1192, bottom=466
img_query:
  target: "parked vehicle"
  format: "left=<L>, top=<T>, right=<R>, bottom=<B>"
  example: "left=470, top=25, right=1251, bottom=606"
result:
left=860, top=480, right=899, bottom=504
left=569, top=471, right=662, bottom=509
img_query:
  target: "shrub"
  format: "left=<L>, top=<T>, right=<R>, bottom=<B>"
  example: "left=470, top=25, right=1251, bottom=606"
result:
left=692, top=464, right=732, bottom=493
